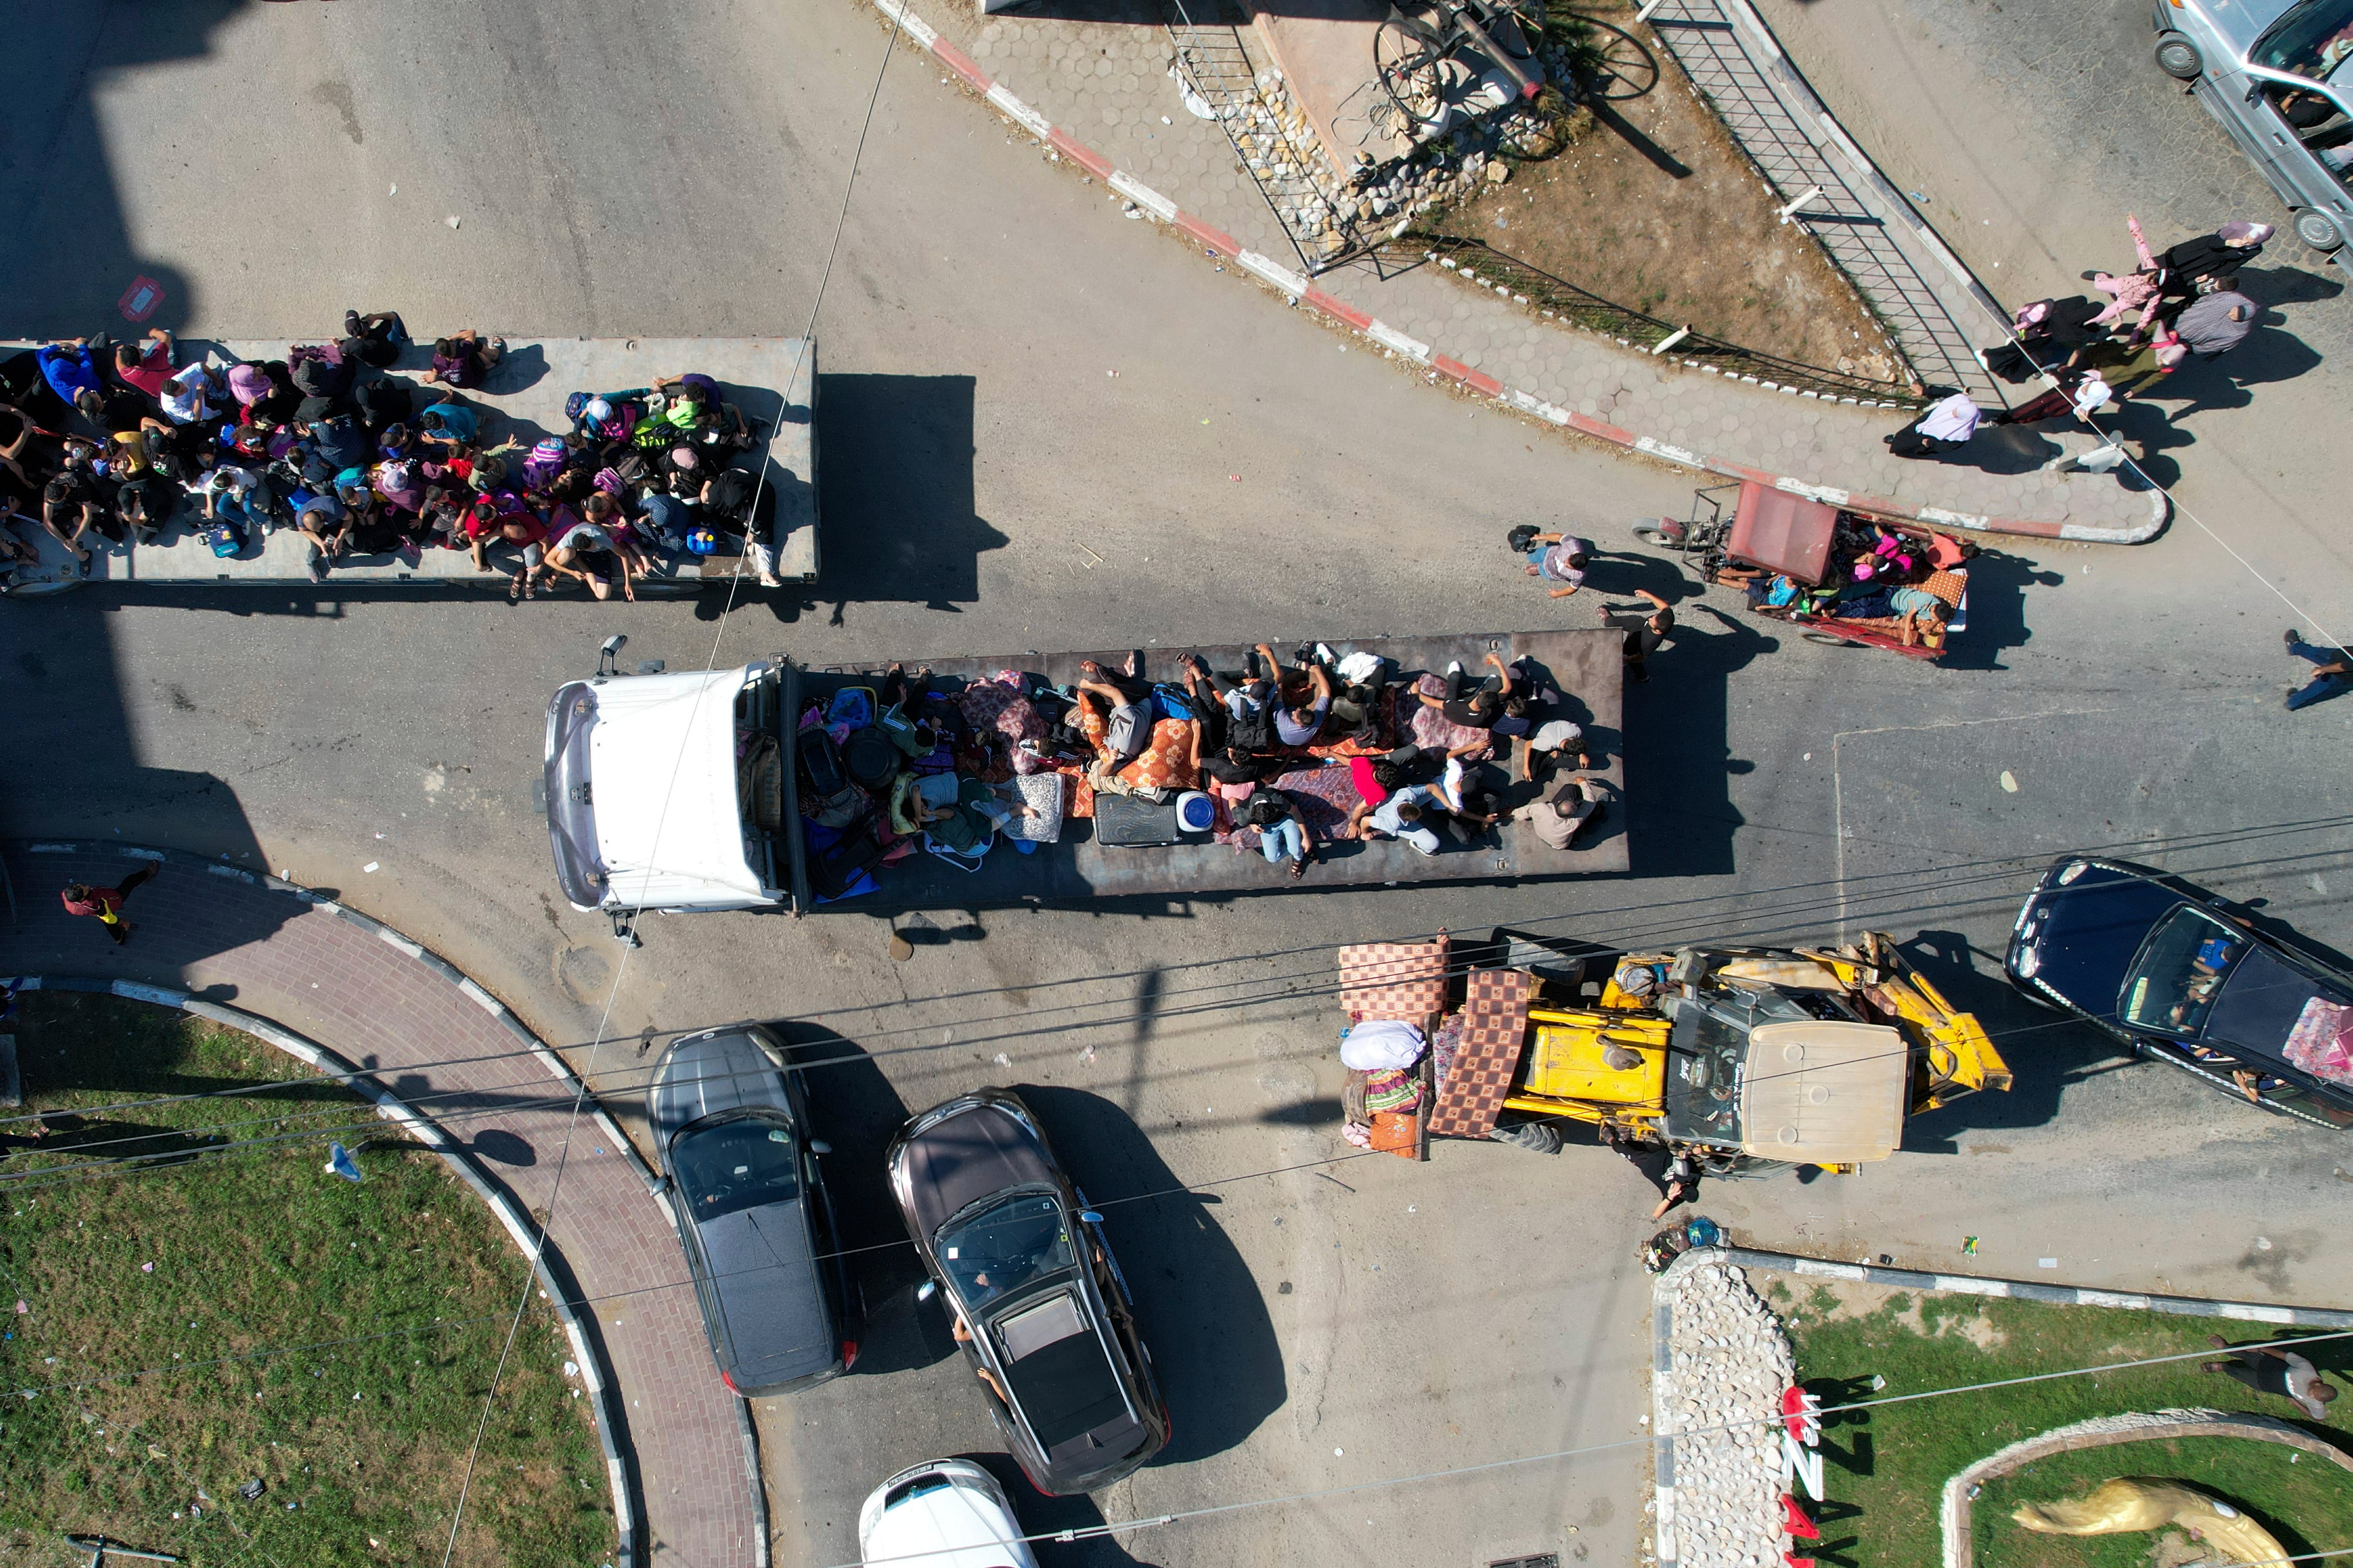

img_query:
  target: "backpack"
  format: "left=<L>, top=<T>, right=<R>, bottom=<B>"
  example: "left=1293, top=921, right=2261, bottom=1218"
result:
left=1228, top=701, right=1274, bottom=753
left=200, top=520, right=242, bottom=559
left=702, top=467, right=757, bottom=521
left=353, top=378, right=412, bottom=430
left=313, top=415, right=366, bottom=469
left=523, top=437, right=570, bottom=490
left=288, top=342, right=353, bottom=398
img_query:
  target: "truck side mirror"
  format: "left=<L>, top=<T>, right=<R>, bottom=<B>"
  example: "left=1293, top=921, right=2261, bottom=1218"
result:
left=596, top=633, right=628, bottom=677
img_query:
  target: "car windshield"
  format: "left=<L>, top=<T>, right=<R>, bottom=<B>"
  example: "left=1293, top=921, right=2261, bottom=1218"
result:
left=2255, top=0, right=2353, bottom=80
left=936, top=1192, right=1075, bottom=1311
left=1661, top=1000, right=1749, bottom=1147
left=2119, top=906, right=2246, bottom=1035
left=672, top=1117, right=799, bottom=1221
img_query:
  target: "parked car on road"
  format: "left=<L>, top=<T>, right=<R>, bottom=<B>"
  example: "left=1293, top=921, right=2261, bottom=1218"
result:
left=887, top=1089, right=1168, bottom=1494
left=648, top=1024, right=859, bottom=1395
left=2005, top=855, right=2353, bottom=1127
left=2152, top=0, right=2353, bottom=262
left=858, top=1458, right=1040, bottom=1568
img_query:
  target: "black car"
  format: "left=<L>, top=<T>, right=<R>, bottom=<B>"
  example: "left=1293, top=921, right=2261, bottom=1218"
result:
left=648, top=1024, right=860, bottom=1395
left=887, top=1089, right=1168, bottom=1495
left=2005, top=856, right=2353, bottom=1127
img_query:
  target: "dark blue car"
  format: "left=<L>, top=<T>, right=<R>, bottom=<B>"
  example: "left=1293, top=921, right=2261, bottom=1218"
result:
left=2005, top=856, right=2353, bottom=1128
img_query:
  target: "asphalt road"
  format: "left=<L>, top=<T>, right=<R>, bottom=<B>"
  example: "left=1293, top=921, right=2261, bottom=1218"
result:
left=4, top=4, right=2351, bottom=1567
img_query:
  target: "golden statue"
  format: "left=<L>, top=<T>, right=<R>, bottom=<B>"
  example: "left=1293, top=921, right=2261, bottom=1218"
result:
left=2011, top=1477, right=2289, bottom=1565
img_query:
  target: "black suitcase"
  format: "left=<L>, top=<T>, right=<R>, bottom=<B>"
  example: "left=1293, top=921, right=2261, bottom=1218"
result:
left=1092, top=793, right=1181, bottom=848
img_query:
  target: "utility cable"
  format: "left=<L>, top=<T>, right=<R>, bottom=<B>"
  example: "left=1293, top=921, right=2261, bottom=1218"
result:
left=820, top=1325, right=2353, bottom=1567
left=11, top=808, right=2352, bottom=1139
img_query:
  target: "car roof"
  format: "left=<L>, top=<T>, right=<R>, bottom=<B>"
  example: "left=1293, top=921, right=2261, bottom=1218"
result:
left=995, top=1291, right=1132, bottom=1453
left=696, top=1197, right=837, bottom=1388
left=650, top=1027, right=791, bottom=1152
left=865, top=1472, right=1037, bottom=1568
left=896, top=1097, right=1058, bottom=1242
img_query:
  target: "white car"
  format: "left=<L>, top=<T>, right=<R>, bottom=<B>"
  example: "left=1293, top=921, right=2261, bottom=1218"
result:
left=858, top=1460, right=1040, bottom=1568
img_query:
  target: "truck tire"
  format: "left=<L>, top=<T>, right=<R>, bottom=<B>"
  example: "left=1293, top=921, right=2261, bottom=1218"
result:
left=2154, top=32, right=2203, bottom=79
left=1489, top=1119, right=1563, bottom=1154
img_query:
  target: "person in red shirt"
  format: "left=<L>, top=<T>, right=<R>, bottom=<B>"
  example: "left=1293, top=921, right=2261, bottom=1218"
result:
left=60, top=865, right=158, bottom=944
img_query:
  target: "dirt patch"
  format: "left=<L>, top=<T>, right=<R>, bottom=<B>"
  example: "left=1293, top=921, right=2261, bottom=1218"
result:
left=1427, top=0, right=1904, bottom=379
left=1774, top=1276, right=2008, bottom=1349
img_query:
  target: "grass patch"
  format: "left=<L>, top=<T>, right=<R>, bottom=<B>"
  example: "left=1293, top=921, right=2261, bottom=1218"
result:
left=0, top=992, right=611, bottom=1567
left=1772, top=1275, right=2353, bottom=1566
left=1972, top=1436, right=2353, bottom=1566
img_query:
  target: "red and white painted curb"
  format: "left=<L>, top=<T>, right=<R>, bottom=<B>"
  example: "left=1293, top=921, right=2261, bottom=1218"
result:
left=871, top=0, right=2166, bottom=546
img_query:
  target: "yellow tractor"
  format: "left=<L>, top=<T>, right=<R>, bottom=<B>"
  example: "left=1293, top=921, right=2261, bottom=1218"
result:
left=1345, top=930, right=2010, bottom=1174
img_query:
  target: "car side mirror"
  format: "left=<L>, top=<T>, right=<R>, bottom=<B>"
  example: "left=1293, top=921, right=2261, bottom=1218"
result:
left=915, top=1280, right=936, bottom=1303
left=1079, top=1209, right=1104, bottom=1225
left=808, top=1140, right=832, bottom=1155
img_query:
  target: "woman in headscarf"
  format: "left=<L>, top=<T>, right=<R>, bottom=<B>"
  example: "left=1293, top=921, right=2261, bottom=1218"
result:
left=1882, top=387, right=1981, bottom=458
left=2153, top=220, right=2272, bottom=297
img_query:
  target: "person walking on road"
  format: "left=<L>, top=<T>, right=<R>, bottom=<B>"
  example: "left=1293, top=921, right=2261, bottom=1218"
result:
left=2284, top=629, right=2352, bottom=711
left=2202, top=1334, right=2338, bottom=1418
left=2173, top=291, right=2258, bottom=361
left=60, top=864, right=159, bottom=946
left=1882, top=387, right=1980, bottom=459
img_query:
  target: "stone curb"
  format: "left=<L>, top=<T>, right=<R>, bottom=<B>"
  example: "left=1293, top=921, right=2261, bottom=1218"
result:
left=6, top=973, right=639, bottom=1568
left=19, top=840, right=663, bottom=1200
left=1940, top=1408, right=2353, bottom=1568
left=867, top=0, right=2167, bottom=547
left=1650, top=1243, right=2353, bottom=1568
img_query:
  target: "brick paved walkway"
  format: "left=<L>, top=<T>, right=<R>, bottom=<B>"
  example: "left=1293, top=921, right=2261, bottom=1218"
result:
left=888, top=1, right=2168, bottom=543
left=0, top=843, right=758, bottom=1568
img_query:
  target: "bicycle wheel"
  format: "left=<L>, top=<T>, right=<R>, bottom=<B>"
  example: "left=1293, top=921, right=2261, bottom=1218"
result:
left=1581, top=17, right=1659, bottom=100
left=1375, top=16, right=1455, bottom=129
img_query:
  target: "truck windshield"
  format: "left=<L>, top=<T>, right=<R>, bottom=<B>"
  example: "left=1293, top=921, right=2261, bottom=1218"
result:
left=2255, top=0, right=2353, bottom=81
left=1662, top=1002, right=1749, bottom=1147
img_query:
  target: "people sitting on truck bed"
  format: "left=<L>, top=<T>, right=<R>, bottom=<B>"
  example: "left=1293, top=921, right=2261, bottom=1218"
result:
left=1719, top=516, right=1974, bottom=651
left=0, top=310, right=787, bottom=592
left=773, top=640, right=1615, bottom=895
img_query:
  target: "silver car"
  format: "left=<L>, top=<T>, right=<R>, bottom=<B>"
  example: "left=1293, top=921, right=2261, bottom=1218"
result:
left=2153, top=0, right=2353, bottom=262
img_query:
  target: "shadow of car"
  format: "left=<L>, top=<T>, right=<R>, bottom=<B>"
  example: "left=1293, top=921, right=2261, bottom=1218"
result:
left=2151, top=0, right=2353, bottom=262
left=887, top=1089, right=1169, bottom=1495
left=648, top=1023, right=861, bottom=1396
left=2004, top=855, right=2353, bottom=1129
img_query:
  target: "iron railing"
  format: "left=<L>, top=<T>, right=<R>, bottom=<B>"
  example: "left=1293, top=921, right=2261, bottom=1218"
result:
left=1162, top=0, right=1377, bottom=274
left=1401, top=235, right=1926, bottom=407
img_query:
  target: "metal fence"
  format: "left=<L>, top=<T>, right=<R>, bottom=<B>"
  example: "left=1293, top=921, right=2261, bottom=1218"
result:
left=1401, top=235, right=1927, bottom=408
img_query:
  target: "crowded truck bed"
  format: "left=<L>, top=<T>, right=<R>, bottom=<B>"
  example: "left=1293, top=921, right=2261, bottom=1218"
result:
left=545, top=629, right=1627, bottom=924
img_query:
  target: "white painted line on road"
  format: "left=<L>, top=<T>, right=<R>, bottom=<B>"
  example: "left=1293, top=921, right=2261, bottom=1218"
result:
left=1916, top=505, right=1994, bottom=532
left=1235, top=249, right=1309, bottom=298
left=1367, top=320, right=1431, bottom=362
left=1930, top=1275, right=2012, bottom=1297
left=869, top=0, right=937, bottom=47
left=985, top=84, right=1052, bottom=140
left=2219, top=1303, right=2298, bottom=1324
left=458, top=977, right=507, bottom=1017
left=2075, top=1290, right=2153, bottom=1310
left=609, top=1459, right=633, bottom=1533
left=1634, top=436, right=1705, bottom=468
left=110, top=981, right=187, bottom=1007
left=1109, top=172, right=1177, bottom=223
left=1774, top=476, right=1850, bottom=505
left=566, top=1321, right=606, bottom=1394
left=1789, top=1259, right=1869, bottom=1281
left=376, top=927, right=425, bottom=959
left=27, top=843, right=76, bottom=853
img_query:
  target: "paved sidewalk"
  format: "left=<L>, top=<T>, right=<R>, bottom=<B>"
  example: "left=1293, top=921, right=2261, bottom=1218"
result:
left=876, top=0, right=2168, bottom=543
left=0, top=842, right=759, bottom=1568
